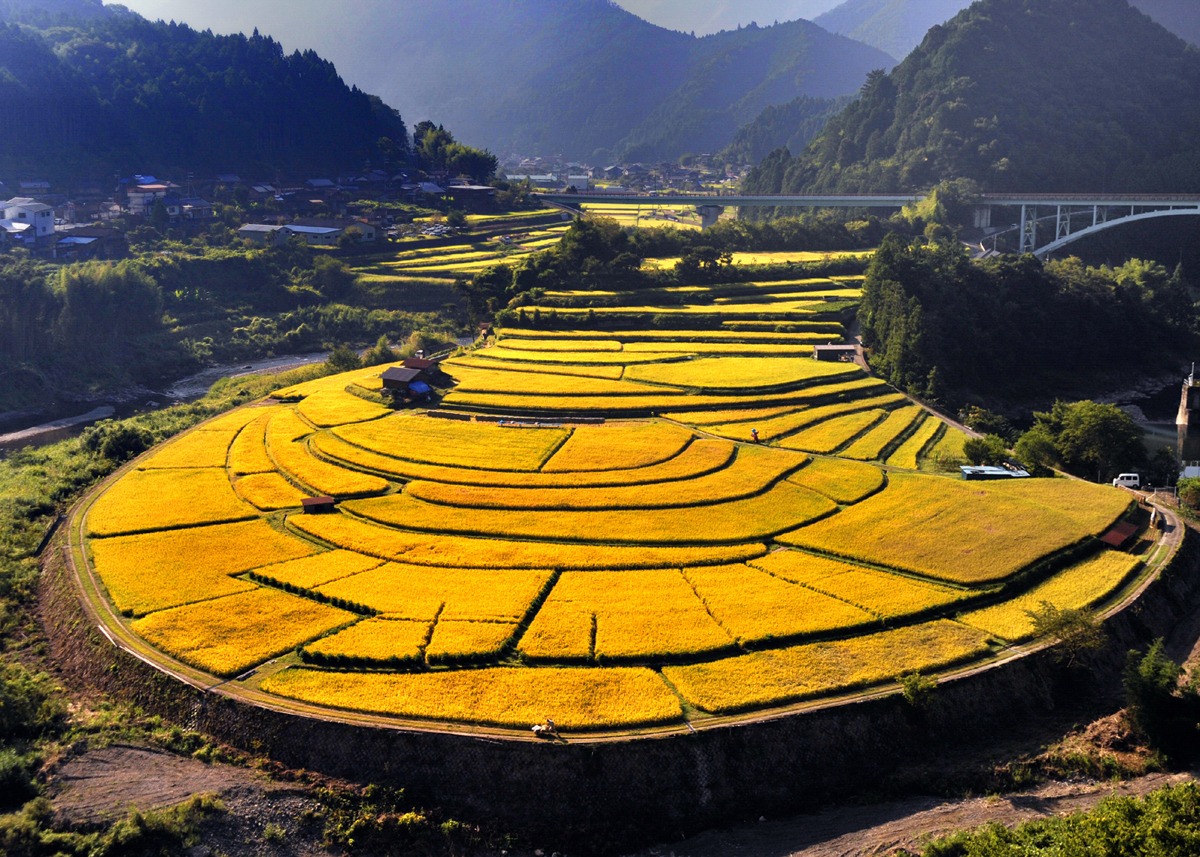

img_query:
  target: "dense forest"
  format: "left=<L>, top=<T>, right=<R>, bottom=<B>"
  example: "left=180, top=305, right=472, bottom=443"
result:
left=859, top=236, right=1196, bottom=405
left=744, top=0, right=1200, bottom=195
left=0, top=4, right=409, bottom=182
left=719, top=95, right=848, bottom=166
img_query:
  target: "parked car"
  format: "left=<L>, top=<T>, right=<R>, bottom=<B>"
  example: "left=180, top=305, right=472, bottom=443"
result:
left=1112, top=473, right=1141, bottom=489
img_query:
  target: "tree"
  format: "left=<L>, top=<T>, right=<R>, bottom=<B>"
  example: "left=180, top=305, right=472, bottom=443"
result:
left=963, top=434, right=1008, bottom=466
left=1013, top=427, right=1059, bottom=476
left=675, top=246, right=733, bottom=282
left=325, top=345, right=361, bottom=373
left=1026, top=601, right=1104, bottom=668
left=309, top=255, right=357, bottom=300
left=1052, top=401, right=1145, bottom=483
left=336, top=226, right=364, bottom=251
left=1123, top=640, right=1200, bottom=759
left=361, top=335, right=397, bottom=366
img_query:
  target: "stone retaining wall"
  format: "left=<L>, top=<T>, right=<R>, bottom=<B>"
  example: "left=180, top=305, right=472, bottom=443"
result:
left=41, top=527, right=1200, bottom=852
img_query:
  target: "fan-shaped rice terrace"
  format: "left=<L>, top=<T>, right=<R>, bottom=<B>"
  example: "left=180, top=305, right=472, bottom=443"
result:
left=74, top=271, right=1152, bottom=734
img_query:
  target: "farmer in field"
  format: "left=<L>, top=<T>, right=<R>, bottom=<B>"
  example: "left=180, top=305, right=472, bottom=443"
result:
left=750, top=428, right=759, bottom=444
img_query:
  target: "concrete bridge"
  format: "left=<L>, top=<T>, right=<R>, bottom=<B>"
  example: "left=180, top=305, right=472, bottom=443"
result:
left=536, top=191, right=1200, bottom=257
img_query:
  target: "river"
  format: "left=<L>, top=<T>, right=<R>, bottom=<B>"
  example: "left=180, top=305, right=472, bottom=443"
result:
left=0, top=351, right=329, bottom=455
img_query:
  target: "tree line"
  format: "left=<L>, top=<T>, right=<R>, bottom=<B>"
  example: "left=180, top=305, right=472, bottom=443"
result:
left=860, top=236, right=1195, bottom=406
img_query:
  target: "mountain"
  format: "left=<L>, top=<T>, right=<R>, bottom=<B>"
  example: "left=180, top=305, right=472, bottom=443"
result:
left=616, top=0, right=842, bottom=35
left=0, top=3, right=407, bottom=182
left=110, top=0, right=894, bottom=162
left=609, top=17, right=896, bottom=162
left=720, top=95, right=849, bottom=166
left=1130, top=0, right=1200, bottom=45
left=814, top=0, right=1197, bottom=60
left=360, top=1, right=896, bottom=162
left=745, top=0, right=1200, bottom=195
left=814, top=0, right=966, bottom=59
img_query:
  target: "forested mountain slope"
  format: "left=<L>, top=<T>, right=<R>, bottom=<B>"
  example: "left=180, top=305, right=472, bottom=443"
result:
left=745, top=0, right=1200, bottom=194
left=98, top=0, right=892, bottom=162
left=720, top=95, right=848, bottom=166
left=0, top=4, right=407, bottom=181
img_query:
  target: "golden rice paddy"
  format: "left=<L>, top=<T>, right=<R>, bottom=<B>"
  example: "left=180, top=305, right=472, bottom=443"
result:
left=79, top=242, right=1148, bottom=732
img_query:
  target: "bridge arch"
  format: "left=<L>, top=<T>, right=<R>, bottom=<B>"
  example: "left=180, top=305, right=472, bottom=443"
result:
left=1035, top=207, right=1200, bottom=257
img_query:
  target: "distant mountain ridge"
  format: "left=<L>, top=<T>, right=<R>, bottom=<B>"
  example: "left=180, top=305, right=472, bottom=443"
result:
left=813, top=0, right=1198, bottom=58
left=744, top=0, right=1200, bottom=194
left=815, top=0, right=965, bottom=60
left=98, top=0, right=894, bottom=162
left=355, top=0, right=895, bottom=162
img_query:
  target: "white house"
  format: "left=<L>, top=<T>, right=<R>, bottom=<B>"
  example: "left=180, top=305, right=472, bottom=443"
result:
left=126, top=183, right=181, bottom=216
left=3, top=198, right=54, bottom=238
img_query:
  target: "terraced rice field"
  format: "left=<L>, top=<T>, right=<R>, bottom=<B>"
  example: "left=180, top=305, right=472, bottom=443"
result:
left=80, top=247, right=1147, bottom=733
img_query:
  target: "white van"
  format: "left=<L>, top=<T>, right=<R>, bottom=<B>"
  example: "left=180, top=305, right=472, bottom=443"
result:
left=1112, top=473, right=1141, bottom=489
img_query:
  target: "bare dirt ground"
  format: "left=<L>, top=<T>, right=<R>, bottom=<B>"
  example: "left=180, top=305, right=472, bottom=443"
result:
left=633, top=771, right=1198, bottom=857
left=45, top=739, right=1198, bottom=857
left=47, top=744, right=341, bottom=857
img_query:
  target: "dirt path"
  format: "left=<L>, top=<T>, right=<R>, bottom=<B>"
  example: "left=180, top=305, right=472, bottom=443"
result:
left=636, top=771, right=1198, bottom=857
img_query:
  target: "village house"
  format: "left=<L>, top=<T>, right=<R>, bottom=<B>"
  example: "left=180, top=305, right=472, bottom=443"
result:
left=54, top=225, right=123, bottom=260
left=1, top=197, right=55, bottom=243
left=125, top=180, right=182, bottom=216
left=237, top=224, right=290, bottom=246
left=381, top=366, right=433, bottom=400
left=813, top=344, right=859, bottom=363
left=292, top=217, right=378, bottom=243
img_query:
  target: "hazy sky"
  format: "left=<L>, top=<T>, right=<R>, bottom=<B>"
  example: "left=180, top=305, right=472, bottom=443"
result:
left=114, top=0, right=844, bottom=40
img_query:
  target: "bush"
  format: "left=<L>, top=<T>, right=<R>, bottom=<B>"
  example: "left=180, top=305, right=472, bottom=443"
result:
left=1179, top=477, right=1200, bottom=511
left=81, top=421, right=153, bottom=464
left=898, top=671, right=937, bottom=708
left=0, top=663, right=65, bottom=742
left=1123, top=640, right=1200, bottom=760
left=0, top=747, right=38, bottom=809
left=962, top=434, right=1008, bottom=466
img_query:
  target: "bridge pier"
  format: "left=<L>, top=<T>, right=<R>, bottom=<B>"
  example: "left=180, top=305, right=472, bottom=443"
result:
left=696, top=204, right=725, bottom=229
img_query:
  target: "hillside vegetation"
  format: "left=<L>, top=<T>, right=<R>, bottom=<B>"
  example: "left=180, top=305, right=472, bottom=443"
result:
left=859, top=236, right=1196, bottom=404
left=745, top=0, right=1200, bottom=194
left=0, top=4, right=407, bottom=181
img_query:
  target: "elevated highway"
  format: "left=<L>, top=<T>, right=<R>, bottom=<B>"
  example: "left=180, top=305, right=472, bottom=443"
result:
left=536, top=191, right=1200, bottom=256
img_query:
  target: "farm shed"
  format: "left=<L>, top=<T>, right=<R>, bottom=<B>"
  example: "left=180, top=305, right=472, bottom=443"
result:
left=381, top=367, right=431, bottom=399
left=403, top=357, right=439, bottom=380
left=960, top=465, right=1031, bottom=481
left=813, top=344, right=858, bottom=362
left=301, top=496, right=337, bottom=514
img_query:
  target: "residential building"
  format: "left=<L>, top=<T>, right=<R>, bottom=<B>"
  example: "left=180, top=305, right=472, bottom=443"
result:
left=3, top=197, right=54, bottom=238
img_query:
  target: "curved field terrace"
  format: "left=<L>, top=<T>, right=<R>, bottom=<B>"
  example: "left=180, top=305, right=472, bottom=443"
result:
left=74, top=275, right=1149, bottom=734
